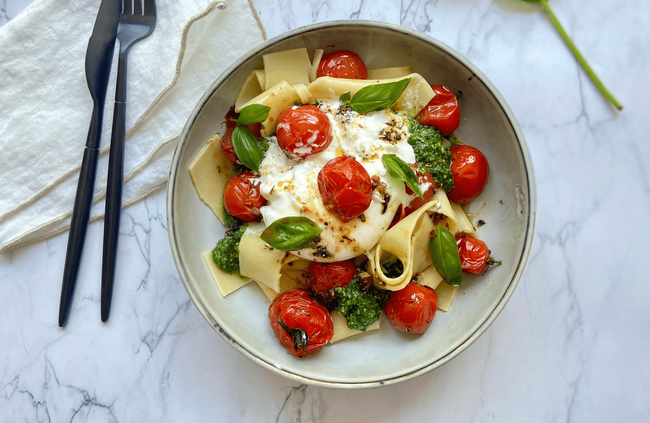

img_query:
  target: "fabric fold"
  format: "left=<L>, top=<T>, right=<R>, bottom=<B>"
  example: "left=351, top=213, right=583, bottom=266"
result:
left=0, top=0, right=267, bottom=253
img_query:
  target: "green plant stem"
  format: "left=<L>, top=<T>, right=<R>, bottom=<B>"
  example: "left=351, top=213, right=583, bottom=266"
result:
left=539, top=0, right=623, bottom=110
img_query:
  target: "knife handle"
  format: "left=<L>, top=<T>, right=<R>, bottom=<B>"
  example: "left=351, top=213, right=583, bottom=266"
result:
left=101, top=99, right=126, bottom=323
left=59, top=106, right=103, bottom=327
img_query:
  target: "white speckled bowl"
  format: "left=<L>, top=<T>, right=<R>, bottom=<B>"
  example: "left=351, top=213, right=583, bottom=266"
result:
left=167, top=21, right=536, bottom=388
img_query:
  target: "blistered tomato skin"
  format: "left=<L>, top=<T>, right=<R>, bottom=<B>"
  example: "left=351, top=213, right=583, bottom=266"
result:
left=415, top=85, right=460, bottom=137
left=276, top=105, right=333, bottom=160
left=316, top=50, right=368, bottom=80
left=318, top=156, right=373, bottom=223
left=223, top=171, right=267, bottom=222
left=456, top=233, right=490, bottom=275
left=446, top=145, right=489, bottom=205
left=220, top=126, right=239, bottom=163
left=404, top=164, right=437, bottom=215
left=305, top=260, right=357, bottom=303
left=384, top=282, right=438, bottom=334
left=268, top=288, right=334, bottom=357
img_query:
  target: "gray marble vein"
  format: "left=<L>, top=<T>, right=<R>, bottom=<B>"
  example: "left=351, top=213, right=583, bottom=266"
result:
left=2, top=0, right=650, bottom=422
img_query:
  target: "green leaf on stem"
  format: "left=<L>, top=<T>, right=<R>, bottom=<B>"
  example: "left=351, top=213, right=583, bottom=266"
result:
left=428, top=225, right=462, bottom=287
left=382, top=154, right=423, bottom=198
left=231, top=125, right=264, bottom=174
left=260, top=216, right=323, bottom=251
left=348, top=78, right=411, bottom=114
left=339, top=91, right=352, bottom=105
left=233, top=104, right=271, bottom=126
left=517, top=0, right=622, bottom=110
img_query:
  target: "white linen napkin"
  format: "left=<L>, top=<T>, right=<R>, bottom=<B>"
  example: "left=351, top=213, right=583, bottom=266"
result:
left=0, top=0, right=266, bottom=253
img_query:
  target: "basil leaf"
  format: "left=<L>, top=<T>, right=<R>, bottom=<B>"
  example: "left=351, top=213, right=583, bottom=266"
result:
left=348, top=78, right=411, bottom=114
left=446, top=133, right=464, bottom=147
left=261, top=217, right=322, bottom=251
left=233, top=104, right=271, bottom=126
left=231, top=125, right=264, bottom=174
left=278, top=317, right=309, bottom=352
left=382, top=154, right=423, bottom=198
left=339, top=91, right=351, bottom=105
left=428, top=225, right=462, bottom=287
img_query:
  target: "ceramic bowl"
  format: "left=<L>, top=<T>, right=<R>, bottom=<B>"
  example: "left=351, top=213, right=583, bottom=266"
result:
left=167, top=20, right=536, bottom=388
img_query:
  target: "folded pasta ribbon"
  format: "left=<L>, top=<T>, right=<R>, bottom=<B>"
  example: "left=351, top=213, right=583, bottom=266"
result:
left=367, top=190, right=472, bottom=291
left=368, top=200, right=439, bottom=291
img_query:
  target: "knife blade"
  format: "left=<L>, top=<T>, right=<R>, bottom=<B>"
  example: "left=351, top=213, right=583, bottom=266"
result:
left=58, top=0, right=121, bottom=328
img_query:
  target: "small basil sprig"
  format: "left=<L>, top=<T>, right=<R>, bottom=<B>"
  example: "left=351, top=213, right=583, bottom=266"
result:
left=382, top=154, right=423, bottom=198
left=278, top=317, right=309, bottom=352
left=339, top=78, right=411, bottom=114
left=261, top=216, right=322, bottom=251
left=232, top=126, right=264, bottom=174
left=230, top=104, right=271, bottom=173
left=232, top=104, right=271, bottom=126
left=339, top=91, right=351, bottom=105
left=518, top=0, right=622, bottom=111
left=428, top=225, right=462, bottom=287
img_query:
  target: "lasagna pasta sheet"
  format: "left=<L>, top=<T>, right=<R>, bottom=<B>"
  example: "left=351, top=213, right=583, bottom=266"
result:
left=262, top=47, right=312, bottom=90
left=434, top=281, right=457, bottom=311
left=416, top=265, right=443, bottom=290
left=309, top=49, right=324, bottom=82
left=248, top=251, right=311, bottom=302
left=430, top=189, right=457, bottom=232
left=235, top=70, right=264, bottom=111
left=187, top=134, right=236, bottom=225
left=330, top=311, right=380, bottom=344
left=432, top=190, right=476, bottom=237
left=451, top=202, right=477, bottom=237
left=293, top=83, right=315, bottom=104
left=238, top=227, right=294, bottom=292
left=307, top=73, right=434, bottom=117
left=253, top=70, right=266, bottom=91
left=202, top=250, right=251, bottom=297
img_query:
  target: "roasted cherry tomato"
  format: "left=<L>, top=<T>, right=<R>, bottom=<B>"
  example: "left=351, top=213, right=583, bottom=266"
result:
left=276, top=105, right=332, bottom=160
left=384, top=282, right=438, bottom=334
left=305, top=260, right=357, bottom=305
left=220, top=126, right=239, bottom=163
left=446, top=145, right=489, bottom=205
left=223, top=171, right=266, bottom=221
left=268, top=288, right=334, bottom=357
left=415, top=85, right=460, bottom=136
left=404, top=164, right=437, bottom=215
left=220, top=107, right=263, bottom=164
left=316, top=50, right=368, bottom=80
left=456, top=233, right=491, bottom=275
left=318, top=156, right=373, bottom=222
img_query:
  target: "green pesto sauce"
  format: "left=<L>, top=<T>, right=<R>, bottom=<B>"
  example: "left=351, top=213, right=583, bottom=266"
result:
left=380, top=257, right=404, bottom=278
left=407, top=118, right=454, bottom=192
left=334, top=280, right=390, bottom=331
left=259, top=137, right=270, bottom=154
left=211, top=225, right=246, bottom=274
left=223, top=205, right=244, bottom=231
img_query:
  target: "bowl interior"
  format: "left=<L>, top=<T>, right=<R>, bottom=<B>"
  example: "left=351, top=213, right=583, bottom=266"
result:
left=168, top=21, right=534, bottom=387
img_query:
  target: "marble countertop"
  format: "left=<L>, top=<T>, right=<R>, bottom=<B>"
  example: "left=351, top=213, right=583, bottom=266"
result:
left=2, top=0, right=649, bottom=421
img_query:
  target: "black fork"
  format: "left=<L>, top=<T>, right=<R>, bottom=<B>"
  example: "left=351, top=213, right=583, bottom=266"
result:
left=101, top=0, right=156, bottom=323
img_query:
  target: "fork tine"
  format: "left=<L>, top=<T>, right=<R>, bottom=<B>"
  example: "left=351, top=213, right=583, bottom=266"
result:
left=123, top=0, right=132, bottom=14
left=143, top=0, right=156, bottom=16
left=133, top=0, right=142, bottom=15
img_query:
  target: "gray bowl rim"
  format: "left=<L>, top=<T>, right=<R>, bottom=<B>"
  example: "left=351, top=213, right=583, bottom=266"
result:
left=166, top=19, right=537, bottom=389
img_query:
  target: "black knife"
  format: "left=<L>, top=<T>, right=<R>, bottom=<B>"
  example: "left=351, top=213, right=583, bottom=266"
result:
left=58, top=0, right=121, bottom=328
